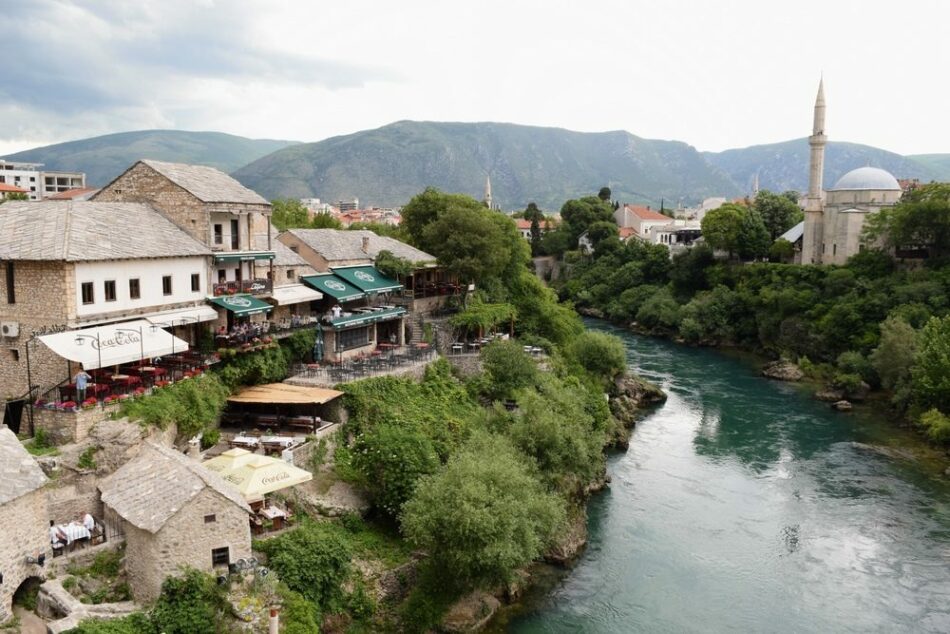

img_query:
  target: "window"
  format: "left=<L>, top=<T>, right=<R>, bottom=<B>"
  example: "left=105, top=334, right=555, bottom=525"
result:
left=286, top=269, right=295, bottom=280
left=162, top=275, right=172, bottom=296
left=230, top=219, right=239, bottom=249
left=191, top=273, right=200, bottom=292
left=10, top=349, right=19, bottom=362
left=289, top=246, right=299, bottom=253
left=337, top=326, right=371, bottom=351
left=211, top=546, right=229, bottom=567
left=5, top=262, right=14, bottom=304
left=218, top=269, right=227, bottom=283
left=213, top=224, right=223, bottom=245
left=204, top=514, right=216, bottom=524
left=104, top=280, right=116, bottom=302
left=129, top=278, right=140, bottom=299
left=832, top=244, right=837, bottom=256
left=81, top=282, right=94, bottom=305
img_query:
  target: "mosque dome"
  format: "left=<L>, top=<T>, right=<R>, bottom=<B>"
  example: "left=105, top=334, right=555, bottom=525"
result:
left=830, top=166, right=901, bottom=191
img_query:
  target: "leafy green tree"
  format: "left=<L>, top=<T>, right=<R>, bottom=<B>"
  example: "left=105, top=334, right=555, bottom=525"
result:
left=401, top=431, right=565, bottom=589
left=911, top=315, right=950, bottom=412
left=753, top=190, right=803, bottom=240
left=736, top=208, right=772, bottom=260
left=422, top=206, right=515, bottom=284
left=567, top=331, right=627, bottom=382
left=352, top=423, right=441, bottom=516
left=917, top=408, right=950, bottom=444
left=863, top=183, right=950, bottom=259
left=0, top=192, right=28, bottom=204
left=598, top=187, right=612, bottom=202
left=700, top=203, right=745, bottom=257
left=769, top=238, right=795, bottom=262
left=670, top=244, right=714, bottom=294
left=559, top=196, right=616, bottom=247
left=586, top=221, right=619, bottom=249
left=374, top=249, right=414, bottom=279
left=636, top=287, right=682, bottom=330
left=401, top=187, right=485, bottom=248
left=480, top=340, right=539, bottom=400
left=523, top=202, right=544, bottom=256
left=271, top=198, right=311, bottom=230
left=311, top=212, right=343, bottom=229
left=255, top=522, right=352, bottom=612
left=65, top=614, right=154, bottom=634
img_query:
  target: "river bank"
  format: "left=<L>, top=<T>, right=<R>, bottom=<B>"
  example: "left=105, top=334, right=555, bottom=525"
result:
left=503, top=321, right=950, bottom=633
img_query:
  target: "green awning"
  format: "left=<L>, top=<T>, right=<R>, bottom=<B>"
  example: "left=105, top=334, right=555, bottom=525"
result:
left=331, top=265, right=403, bottom=294
left=213, top=251, right=275, bottom=263
left=301, top=275, right=365, bottom=303
left=327, top=307, right=406, bottom=330
left=209, top=295, right=273, bottom=316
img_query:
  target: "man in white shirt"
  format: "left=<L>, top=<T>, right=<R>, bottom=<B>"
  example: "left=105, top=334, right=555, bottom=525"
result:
left=49, top=521, right=66, bottom=547
left=82, top=513, right=95, bottom=532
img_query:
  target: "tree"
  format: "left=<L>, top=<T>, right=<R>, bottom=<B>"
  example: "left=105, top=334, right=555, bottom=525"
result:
left=598, top=186, right=612, bottom=202
left=352, top=423, right=441, bottom=516
left=911, top=315, right=950, bottom=412
left=700, top=203, right=745, bottom=257
left=271, top=198, right=312, bottom=230
left=559, top=196, right=616, bottom=247
left=375, top=250, right=414, bottom=280
left=753, top=190, right=803, bottom=240
left=863, top=183, right=950, bottom=259
left=586, top=221, right=619, bottom=249
left=401, top=431, right=565, bottom=589
left=401, top=187, right=485, bottom=248
left=769, top=238, right=795, bottom=262
left=736, top=208, right=771, bottom=260
left=480, top=340, right=538, bottom=400
left=311, top=212, right=343, bottom=229
left=149, top=569, right=230, bottom=634
left=524, top=202, right=544, bottom=256
left=0, top=192, right=28, bottom=205
left=422, top=206, right=514, bottom=284
left=567, top=331, right=627, bottom=382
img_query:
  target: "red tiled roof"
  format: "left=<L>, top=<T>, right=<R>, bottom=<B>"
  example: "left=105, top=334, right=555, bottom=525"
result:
left=0, top=183, right=28, bottom=193
left=46, top=187, right=98, bottom=200
left=624, top=204, right=668, bottom=221
left=618, top=227, right=638, bottom=239
left=515, top=219, right=532, bottom=229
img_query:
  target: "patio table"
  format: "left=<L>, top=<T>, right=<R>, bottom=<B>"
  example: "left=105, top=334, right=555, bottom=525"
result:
left=260, top=435, right=296, bottom=448
left=231, top=435, right=259, bottom=448
left=58, top=523, right=91, bottom=545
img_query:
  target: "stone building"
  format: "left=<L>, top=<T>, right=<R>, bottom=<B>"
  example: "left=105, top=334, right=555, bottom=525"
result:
left=93, top=159, right=277, bottom=330
left=98, top=442, right=252, bottom=602
left=256, top=231, right=321, bottom=325
left=800, top=80, right=903, bottom=265
left=0, top=426, right=50, bottom=623
left=0, top=201, right=212, bottom=425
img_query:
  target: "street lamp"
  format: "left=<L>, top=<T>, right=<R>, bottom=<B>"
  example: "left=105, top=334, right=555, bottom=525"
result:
left=113, top=325, right=145, bottom=365
left=149, top=317, right=197, bottom=372
left=73, top=332, right=102, bottom=373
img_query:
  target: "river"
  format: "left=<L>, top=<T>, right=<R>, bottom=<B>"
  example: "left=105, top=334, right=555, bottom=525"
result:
left=506, top=322, right=950, bottom=633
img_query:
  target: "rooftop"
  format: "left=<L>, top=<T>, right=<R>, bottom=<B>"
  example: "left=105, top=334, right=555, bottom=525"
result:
left=99, top=442, right=251, bottom=534
left=0, top=201, right=211, bottom=262
left=624, top=204, right=669, bottom=221
left=0, top=183, right=28, bottom=193
left=283, top=229, right=436, bottom=265
left=46, top=187, right=99, bottom=201
left=0, top=427, right=49, bottom=506
left=831, top=166, right=901, bottom=191
left=139, top=159, right=269, bottom=205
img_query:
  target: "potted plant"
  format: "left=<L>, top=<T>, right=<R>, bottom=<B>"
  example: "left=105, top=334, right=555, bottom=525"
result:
left=104, top=395, right=120, bottom=405
left=62, top=400, right=77, bottom=411
left=81, top=397, right=98, bottom=410
left=133, top=387, right=146, bottom=397
left=34, top=398, right=47, bottom=408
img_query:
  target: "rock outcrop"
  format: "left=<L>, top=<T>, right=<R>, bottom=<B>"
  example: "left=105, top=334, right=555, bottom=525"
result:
left=762, top=360, right=804, bottom=382
left=440, top=590, right=501, bottom=633
left=610, top=375, right=666, bottom=427
left=832, top=400, right=853, bottom=411
left=544, top=512, right=588, bottom=566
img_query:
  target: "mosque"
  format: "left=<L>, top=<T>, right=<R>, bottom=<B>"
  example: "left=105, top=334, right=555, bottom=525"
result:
left=799, top=79, right=903, bottom=265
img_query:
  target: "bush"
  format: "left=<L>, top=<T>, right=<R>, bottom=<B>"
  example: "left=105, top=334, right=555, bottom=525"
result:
left=836, top=351, right=877, bottom=387
left=567, top=331, right=627, bottom=382
left=636, top=288, right=681, bottom=331
left=917, top=409, right=950, bottom=445
left=255, top=522, right=352, bottom=613
left=63, top=614, right=153, bottom=634
left=479, top=340, right=538, bottom=400
left=401, top=431, right=565, bottom=589
left=77, top=447, right=98, bottom=470
left=149, top=569, right=230, bottom=634
left=277, top=584, right=322, bottom=634
left=911, top=315, right=950, bottom=413
left=200, top=428, right=220, bottom=450
left=283, top=329, right=317, bottom=363
left=351, top=423, right=440, bottom=516
left=117, top=374, right=230, bottom=440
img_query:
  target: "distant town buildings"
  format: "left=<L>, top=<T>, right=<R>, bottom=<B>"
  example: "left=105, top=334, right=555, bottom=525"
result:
left=0, top=160, right=86, bottom=200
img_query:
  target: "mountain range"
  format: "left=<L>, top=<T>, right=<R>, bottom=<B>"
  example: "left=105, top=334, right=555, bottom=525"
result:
left=4, top=124, right=948, bottom=210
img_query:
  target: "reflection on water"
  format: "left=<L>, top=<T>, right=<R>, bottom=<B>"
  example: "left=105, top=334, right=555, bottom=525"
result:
left=507, top=323, right=950, bottom=633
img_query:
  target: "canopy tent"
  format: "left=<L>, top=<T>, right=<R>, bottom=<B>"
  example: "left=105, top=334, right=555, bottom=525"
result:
left=38, top=320, right=189, bottom=370
left=270, top=284, right=324, bottom=305
left=212, top=251, right=275, bottom=263
left=326, top=306, right=406, bottom=330
left=209, top=294, right=273, bottom=317
left=203, top=448, right=312, bottom=499
left=301, top=274, right=365, bottom=303
left=145, top=305, right=219, bottom=325
left=331, top=265, right=402, bottom=294
left=227, top=383, right=344, bottom=405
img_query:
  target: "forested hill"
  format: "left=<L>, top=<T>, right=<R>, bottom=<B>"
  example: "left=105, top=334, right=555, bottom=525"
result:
left=704, top=138, right=948, bottom=193
left=231, top=121, right=742, bottom=210
left=0, top=130, right=299, bottom=187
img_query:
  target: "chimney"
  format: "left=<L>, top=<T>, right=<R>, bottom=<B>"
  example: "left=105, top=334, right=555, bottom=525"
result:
left=361, top=236, right=370, bottom=253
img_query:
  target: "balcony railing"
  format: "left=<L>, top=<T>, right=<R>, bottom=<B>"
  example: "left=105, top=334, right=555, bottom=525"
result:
left=212, top=279, right=273, bottom=297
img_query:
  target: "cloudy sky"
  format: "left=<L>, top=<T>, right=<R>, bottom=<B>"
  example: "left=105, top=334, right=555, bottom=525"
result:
left=2, top=0, right=948, bottom=156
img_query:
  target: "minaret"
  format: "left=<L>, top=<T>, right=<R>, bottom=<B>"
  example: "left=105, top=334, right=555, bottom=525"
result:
left=801, top=78, right=827, bottom=264
left=752, top=172, right=760, bottom=196
left=484, top=175, right=493, bottom=210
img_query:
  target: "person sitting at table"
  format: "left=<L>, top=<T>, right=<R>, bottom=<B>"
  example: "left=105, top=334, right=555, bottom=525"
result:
left=73, top=369, right=92, bottom=401
left=49, top=520, right=67, bottom=547
left=82, top=512, right=96, bottom=532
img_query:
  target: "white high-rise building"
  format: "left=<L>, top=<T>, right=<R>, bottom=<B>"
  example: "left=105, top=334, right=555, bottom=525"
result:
left=0, top=160, right=86, bottom=200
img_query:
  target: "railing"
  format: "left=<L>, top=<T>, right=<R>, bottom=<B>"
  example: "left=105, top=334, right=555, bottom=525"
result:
left=212, top=278, right=273, bottom=296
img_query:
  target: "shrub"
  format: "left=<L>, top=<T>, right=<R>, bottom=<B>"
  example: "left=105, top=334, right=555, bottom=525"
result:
left=255, top=522, right=352, bottom=613
left=149, top=569, right=229, bottom=634
left=62, top=614, right=153, bottom=634
left=77, top=447, right=98, bottom=470
left=479, top=340, right=538, bottom=400
left=911, top=315, right=950, bottom=412
left=836, top=351, right=877, bottom=387
left=117, top=374, right=229, bottom=440
left=277, top=584, right=321, bottom=634
left=917, top=409, right=950, bottom=445
left=635, top=288, right=681, bottom=331
left=566, top=331, right=627, bottom=382
left=200, top=429, right=220, bottom=450
left=351, top=423, right=440, bottom=517
left=400, top=431, right=565, bottom=589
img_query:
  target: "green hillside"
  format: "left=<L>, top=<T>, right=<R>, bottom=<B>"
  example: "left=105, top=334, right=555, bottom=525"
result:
left=1, top=130, right=298, bottom=187
left=231, top=121, right=741, bottom=210
left=704, top=138, right=941, bottom=194
left=907, top=153, right=950, bottom=181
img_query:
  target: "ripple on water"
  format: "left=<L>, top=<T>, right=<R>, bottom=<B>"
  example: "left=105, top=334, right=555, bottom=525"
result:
left=509, top=324, right=950, bottom=634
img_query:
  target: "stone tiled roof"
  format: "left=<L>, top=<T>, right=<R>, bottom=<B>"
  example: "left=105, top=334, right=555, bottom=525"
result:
left=283, top=229, right=436, bottom=265
left=256, top=228, right=310, bottom=267
left=99, top=443, right=251, bottom=534
left=0, top=201, right=211, bottom=262
left=141, top=159, right=269, bottom=205
left=0, top=427, right=48, bottom=506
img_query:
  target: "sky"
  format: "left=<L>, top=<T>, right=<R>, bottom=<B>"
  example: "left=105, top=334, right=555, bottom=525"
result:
left=2, top=0, right=948, bottom=157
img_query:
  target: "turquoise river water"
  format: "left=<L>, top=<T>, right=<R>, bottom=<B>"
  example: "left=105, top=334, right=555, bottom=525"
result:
left=506, top=322, right=950, bottom=633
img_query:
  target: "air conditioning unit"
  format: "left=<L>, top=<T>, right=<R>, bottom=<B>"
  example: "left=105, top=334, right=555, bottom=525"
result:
left=1, top=322, right=19, bottom=338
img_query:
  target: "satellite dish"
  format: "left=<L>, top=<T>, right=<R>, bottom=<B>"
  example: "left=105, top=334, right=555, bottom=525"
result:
left=217, top=575, right=228, bottom=586
left=247, top=557, right=259, bottom=568
left=236, top=558, right=247, bottom=569
left=258, top=567, right=269, bottom=577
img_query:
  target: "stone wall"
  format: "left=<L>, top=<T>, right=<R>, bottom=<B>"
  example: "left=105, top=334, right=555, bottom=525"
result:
left=0, top=489, right=50, bottom=623
left=47, top=479, right=104, bottom=527
left=276, top=234, right=333, bottom=272
left=283, top=424, right=339, bottom=470
left=0, top=261, right=75, bottom=411
left=120, top=487, right=251, bottom=603
left=446, top=354, right=483, bottom=378
left=32, top=404, right=117, bottom=445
